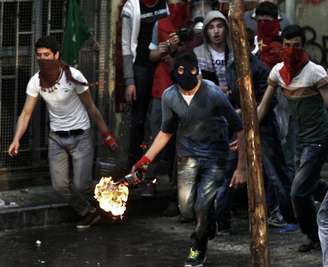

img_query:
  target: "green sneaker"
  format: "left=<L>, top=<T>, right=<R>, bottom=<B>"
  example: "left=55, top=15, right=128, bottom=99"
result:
left=184, top=248, right=207, bottom=267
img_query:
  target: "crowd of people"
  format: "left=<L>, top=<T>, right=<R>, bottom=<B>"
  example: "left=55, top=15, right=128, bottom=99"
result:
left=7, top=0, right=328, bottom=267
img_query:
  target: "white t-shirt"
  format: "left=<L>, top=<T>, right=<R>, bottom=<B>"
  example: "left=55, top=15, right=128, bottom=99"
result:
left=26, top=67, right=91, bottom=131
left=268, top=61, right=328, bottom=98
left=209, top=47, right=227, bottom=87
left=181, top=94, right=194, bottom=105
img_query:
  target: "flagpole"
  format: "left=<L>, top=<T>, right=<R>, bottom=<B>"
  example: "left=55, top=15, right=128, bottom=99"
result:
left=228, top=1, right=270, bottom=266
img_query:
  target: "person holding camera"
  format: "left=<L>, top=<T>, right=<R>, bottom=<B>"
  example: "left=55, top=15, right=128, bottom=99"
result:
left=121, top=0, right=169, bottom=171
left=141, top=0, right=192, bottom=200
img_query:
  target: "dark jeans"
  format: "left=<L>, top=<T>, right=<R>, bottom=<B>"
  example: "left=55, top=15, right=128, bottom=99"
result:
left=291, top=142, right=328, bottom=241
left=261, top=127, right=295, bottom=223
left=128, top=64, right=154, bottom=167
left=177, top=156, right=226, bottom=250
left=215, top=151, right=237, bottom=228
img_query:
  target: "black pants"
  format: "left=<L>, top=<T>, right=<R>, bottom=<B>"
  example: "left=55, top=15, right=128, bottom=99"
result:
left=128, top=64, right=154, bottom=167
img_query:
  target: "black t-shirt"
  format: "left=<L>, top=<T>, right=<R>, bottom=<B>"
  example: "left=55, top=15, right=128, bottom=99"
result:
left=135, top=0, right=168, bottom=67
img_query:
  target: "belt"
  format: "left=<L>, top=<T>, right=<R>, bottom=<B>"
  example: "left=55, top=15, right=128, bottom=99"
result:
left=54, top=129, right=85, bottom=137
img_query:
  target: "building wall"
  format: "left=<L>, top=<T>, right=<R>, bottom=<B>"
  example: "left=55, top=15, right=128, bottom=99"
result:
left=296, top=0, right=328, bottom=67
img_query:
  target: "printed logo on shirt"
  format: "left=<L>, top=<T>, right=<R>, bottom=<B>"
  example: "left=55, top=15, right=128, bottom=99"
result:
left=212, top=59, right=225, bottom=66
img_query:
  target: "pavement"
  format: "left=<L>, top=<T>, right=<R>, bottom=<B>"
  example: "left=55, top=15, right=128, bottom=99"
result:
left=0, top=211, right=323, bottom=267
left=0, top=161, right=326, bottom=266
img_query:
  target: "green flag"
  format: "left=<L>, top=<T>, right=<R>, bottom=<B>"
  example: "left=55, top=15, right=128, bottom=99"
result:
left=61, top=0, right=91, bottom=65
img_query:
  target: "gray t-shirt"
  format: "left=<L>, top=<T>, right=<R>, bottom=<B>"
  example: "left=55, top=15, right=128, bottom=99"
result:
left=161, top=79, right=243, bottom=159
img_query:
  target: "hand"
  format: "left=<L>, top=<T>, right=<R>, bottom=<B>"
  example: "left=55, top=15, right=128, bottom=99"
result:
left=168, top=32, right=180, bottom=51
left=229, top=168, right=246, bottom=188
left=8, top=141, right=20, bottom=157
left=229, top=139, right=238, bottom=152
left=220, top=86, right=232, bottom=96
left=131, top=155, right=151, bottom=173
left=125, top=85, right=137, bottom=103
left=102, top=131, right=119, bottom=151
left=158, top=42, right=169, bottom=56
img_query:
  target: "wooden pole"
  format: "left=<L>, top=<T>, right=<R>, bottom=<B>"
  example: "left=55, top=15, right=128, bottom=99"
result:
left=228, top=1, right=270, bottom=266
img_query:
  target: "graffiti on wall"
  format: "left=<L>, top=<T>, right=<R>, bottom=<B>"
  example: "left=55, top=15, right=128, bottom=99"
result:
left=302, top=26, right=328, bottom=67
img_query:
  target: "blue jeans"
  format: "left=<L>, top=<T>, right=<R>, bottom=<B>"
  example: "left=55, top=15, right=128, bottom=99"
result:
left=215, top=150, right=237, bottom=228
left=318, top=191, right=328, bottom=267
left=291, top=142, right=328, bottom=241
left=261, top=127, right=295, bottom=223
left=48, top=129, right=94, bottom=216
left=177, top=156, right=226, bottom=250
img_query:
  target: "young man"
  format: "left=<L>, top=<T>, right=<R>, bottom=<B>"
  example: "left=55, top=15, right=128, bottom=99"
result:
left=8, top=36, right=118, bottom=230
left=121, top=0, right=168, bottom=168
left=194, top=10, right=295, bottom=232
left=244, top=0, right=290, bottom=34
left=258, top=25, right=328, bottom=252
left=132, top=51, right=246, bottom=267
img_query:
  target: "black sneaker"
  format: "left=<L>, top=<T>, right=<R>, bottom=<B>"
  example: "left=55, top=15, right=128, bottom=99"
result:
left=76, top=210, right=101, bottom=230
left=268, top=208, right=287, bottom=228
left=298, top=239, right=321, bottom=252
left=184, top=248, right=207, bottom=267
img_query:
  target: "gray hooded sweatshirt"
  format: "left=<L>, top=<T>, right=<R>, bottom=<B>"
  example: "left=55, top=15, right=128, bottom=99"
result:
left=193, top=10, right=233, bottom=86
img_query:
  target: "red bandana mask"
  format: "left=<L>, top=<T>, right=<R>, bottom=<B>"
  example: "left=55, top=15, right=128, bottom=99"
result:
left=38, top=59, right=61, bottom=91
left=168, top=3, right=188, bottom=28
left=38, top=59, right=88, bottom=91
left=257, top=19, right=280, bottom=45
left=279, top=47, right=309, bottom=85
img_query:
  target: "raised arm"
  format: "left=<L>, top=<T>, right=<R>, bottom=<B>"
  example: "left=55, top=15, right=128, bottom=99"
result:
left=8, top=95, right=39, bottom=156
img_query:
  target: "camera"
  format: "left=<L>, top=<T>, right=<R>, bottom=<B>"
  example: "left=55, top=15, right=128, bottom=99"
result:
left=176, top=27, right=194, bottom=43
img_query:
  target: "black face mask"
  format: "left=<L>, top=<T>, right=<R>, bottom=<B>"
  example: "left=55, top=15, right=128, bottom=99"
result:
left=173, top=64, right=199, bottom=91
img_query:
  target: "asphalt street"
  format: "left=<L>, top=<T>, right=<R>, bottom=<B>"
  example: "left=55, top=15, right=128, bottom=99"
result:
left=0, top=213, right=323, bottom=267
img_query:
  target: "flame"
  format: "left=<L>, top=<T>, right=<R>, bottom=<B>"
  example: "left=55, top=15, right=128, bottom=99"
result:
left=94, top=177, right=129, bottom=217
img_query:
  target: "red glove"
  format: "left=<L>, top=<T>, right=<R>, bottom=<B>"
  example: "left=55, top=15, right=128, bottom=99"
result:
left=102, top=131, right=118, bottom=151
left=132, top=155, right=151, bottom=173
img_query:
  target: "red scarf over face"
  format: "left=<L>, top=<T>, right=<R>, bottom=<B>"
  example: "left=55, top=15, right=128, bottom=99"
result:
left=257, top=19, right=282, bottom=69
left=38, top=59, right=61, bottom=90
left=279, top=47, right=309, bottom=85
left=38, top=59, right=88, bottom=91
left=257, top=19, right=280, bottom=44
left=168, top=3, right=189, bottom=29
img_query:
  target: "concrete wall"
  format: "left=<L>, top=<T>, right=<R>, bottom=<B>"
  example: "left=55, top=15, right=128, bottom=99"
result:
left=294, top=0, right=328, bottom=66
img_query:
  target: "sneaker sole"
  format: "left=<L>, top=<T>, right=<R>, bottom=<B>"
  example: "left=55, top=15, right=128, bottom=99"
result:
left=76, top=214, right=101, bottom=230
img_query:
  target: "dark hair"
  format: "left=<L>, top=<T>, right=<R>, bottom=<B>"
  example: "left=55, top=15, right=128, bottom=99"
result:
left=35, top=35, right=60, bottom=54
left=281, top=24, right=306, bottom=45
left=174, top=51, right=198, bottom=69
left=255, top=1, right=278, bottom=19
